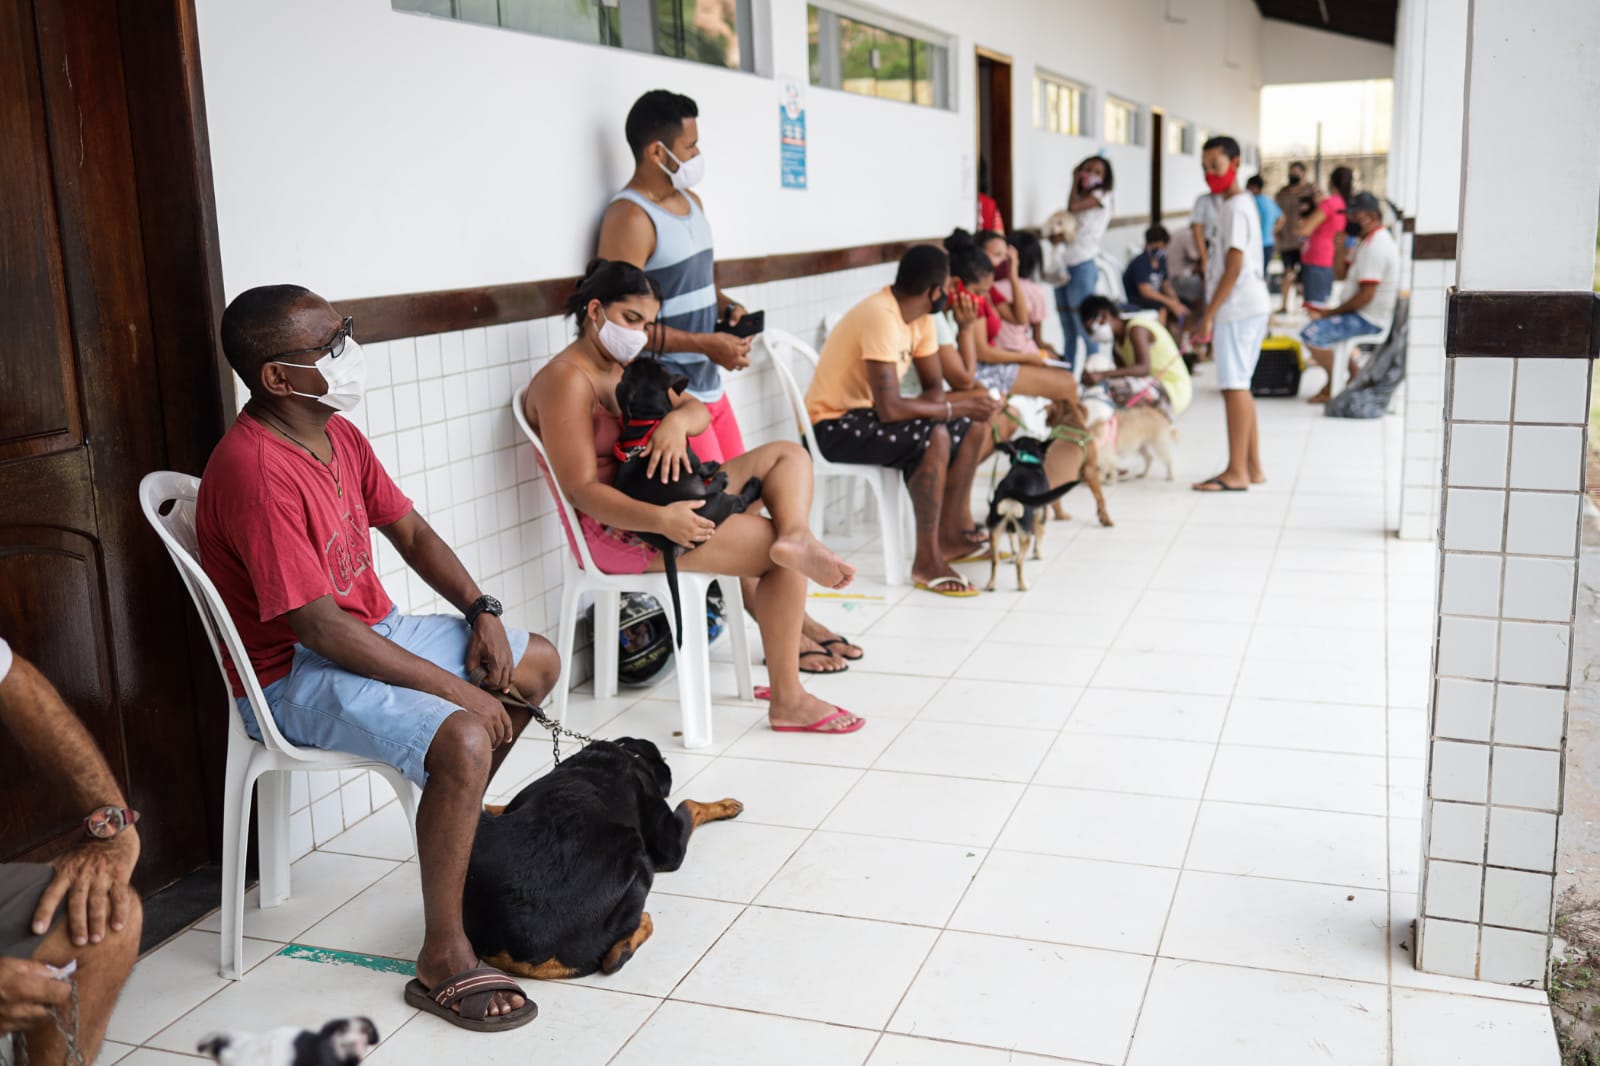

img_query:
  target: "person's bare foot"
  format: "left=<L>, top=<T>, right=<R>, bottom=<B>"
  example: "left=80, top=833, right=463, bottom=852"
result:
left=418, top=937, right=524, bottom=1017
left=768, top=689, right=864, bottom=732
left=771, top=534, right=855, bottom=590
left=1307, top=388, right=1330, bottom=404
left=797, top=633, right=848, bottom=672
left=1249, top=468, right=1267, bottom=485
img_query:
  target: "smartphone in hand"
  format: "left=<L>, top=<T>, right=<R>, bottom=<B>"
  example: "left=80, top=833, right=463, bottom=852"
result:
left=715, top=309, right=765, bottom=338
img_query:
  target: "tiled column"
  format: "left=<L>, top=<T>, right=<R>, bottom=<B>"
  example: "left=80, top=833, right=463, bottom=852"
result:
left=1395, top=0, right=1466, bottom=541
left=1413, top=0, right=1600, bottom=987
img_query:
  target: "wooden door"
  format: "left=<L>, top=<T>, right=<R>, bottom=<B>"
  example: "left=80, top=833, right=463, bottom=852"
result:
left=975, top=50, right=1014, bottom=231
left=0, top=0, right=230, bottom=890
left=1150, top=110, right=1165, bottom=227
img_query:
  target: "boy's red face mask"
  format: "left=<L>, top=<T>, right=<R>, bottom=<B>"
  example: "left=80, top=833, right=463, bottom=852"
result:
left=1204, top=161, right=1238, bottom=195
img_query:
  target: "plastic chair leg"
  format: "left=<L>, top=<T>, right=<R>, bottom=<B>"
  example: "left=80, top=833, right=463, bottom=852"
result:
left=672, top=583, right=716, bottom=750
left=553, top=579, right=582, bottom=725
left=722, top=575, right=755, bottom=701
left=876, top=474, right=910, bottom=586
left=592, top=588, right=622, bottom=701
left=255, top=771, right=292, bottom=910
left=374, top=767, right=422, bottom=855
left=219, top=734, right=257, bottom=980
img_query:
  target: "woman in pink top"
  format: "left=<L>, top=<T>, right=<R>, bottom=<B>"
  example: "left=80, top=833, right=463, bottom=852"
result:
left=523, top=260, right=864, bottom=734
left=1296, top=166, right=1353, bottom=308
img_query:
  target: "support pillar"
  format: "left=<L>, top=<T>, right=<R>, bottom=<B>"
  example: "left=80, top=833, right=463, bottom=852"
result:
left=1395, top=0, right=1467, bottom=541
left=1413, top=0, right=1600, bottom=987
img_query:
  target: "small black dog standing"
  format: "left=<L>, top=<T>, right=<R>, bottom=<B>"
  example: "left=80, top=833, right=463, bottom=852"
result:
left=984, top=435, right=1076, bottom=591
left=463, top=737, right=742, bottom=980
left=610, top=358, right=763, bottom=642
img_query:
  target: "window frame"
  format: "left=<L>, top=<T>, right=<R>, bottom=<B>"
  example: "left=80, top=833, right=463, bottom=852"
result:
left=391, top=0, right=759, bottom=75
left=1165, top=117, right=1193, bottom=156
left=807, top=0, right=955, bottom=111
left=1103, top=93, right=1142, bottom=147
left=1033, top=70, right=1087, bottom=137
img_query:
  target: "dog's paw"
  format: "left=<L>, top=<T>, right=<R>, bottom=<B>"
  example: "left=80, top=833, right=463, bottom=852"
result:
left=710, top=798, right=744, bottom=821
left=1098, top=514, right=1116, bottom=527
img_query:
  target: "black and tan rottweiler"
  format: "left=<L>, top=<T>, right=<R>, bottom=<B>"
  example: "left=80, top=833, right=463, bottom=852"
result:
left=462, top=737, right=741, bottom=980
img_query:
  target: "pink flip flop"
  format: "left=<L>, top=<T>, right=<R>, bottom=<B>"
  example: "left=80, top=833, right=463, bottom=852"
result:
left=771, top=707, right=866, bottom=734
left=753, top=686, right=772, bottom=701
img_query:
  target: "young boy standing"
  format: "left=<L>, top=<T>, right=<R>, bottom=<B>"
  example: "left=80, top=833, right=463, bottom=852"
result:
left=1193, top=136, right=1272, bottom=492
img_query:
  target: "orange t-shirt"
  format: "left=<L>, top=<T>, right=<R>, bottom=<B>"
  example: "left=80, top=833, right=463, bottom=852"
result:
left=806, top=287, right=939, bottom=423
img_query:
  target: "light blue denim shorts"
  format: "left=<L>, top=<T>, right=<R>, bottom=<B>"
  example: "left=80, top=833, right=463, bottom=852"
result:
left=1300, top=311, right=1384, bottom=349
left=237, top=606, right=531, bottom=787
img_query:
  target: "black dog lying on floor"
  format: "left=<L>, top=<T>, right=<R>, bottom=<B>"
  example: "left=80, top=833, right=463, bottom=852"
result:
left=984, top=435, right=1076, bottom=592
left=611, top=357, right=763, bottom=642
left=463, top=737, right=743, bottom=980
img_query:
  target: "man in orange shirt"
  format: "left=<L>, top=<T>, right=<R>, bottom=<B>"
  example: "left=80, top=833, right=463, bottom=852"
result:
left=806, top=246, right=1001, bottom=597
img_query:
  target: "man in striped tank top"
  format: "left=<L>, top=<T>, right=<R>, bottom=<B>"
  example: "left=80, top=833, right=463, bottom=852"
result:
left=598, top=90, right=867, bottom=675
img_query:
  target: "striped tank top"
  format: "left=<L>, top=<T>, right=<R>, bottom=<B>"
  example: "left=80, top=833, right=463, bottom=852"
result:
left=610, top=189, right=721, bottom=401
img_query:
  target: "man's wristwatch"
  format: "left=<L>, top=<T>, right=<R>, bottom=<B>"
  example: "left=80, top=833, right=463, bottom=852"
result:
left=464, top=595, right=503, bottom=629
left=84, top=806, right=139, bottom=841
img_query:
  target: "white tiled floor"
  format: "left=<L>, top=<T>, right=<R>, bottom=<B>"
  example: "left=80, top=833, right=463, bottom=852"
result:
left=105, top=372, right=1561, bottom=1064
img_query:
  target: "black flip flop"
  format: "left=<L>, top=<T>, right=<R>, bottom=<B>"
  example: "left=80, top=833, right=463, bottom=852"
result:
left=818, top=637, right=864, bottom=661
left=403, top=965, right=538, bottom=1032
left=799, top=650, right=849, bottom=675
left=1193, top=476, right=1247, bottom=493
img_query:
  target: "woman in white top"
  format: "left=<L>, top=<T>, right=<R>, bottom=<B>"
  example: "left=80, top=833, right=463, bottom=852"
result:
left=1049, top=156, right=1114, bottom=372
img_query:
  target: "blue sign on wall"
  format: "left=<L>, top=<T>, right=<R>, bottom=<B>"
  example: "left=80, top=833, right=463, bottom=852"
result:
left=780, top=79, right=806, bottom=190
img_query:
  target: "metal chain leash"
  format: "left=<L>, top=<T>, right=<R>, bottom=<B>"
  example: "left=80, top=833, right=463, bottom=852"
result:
left=469, top=668, right=598, bottom=765
left=14, top=979, right=84, bottom=1066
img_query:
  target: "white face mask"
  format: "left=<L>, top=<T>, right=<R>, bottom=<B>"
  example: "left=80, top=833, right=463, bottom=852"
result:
left=273, top=338, right=365, bottom=412
left=595, top=312, right=649, bottom=365
left=1090, top=321, right=1115, bottom=345
left=657, top=144, right=705, bottom=191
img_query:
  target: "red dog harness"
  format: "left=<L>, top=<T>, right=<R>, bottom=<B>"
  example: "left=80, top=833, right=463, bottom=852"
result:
left=613, top=418, right=662, bottom=463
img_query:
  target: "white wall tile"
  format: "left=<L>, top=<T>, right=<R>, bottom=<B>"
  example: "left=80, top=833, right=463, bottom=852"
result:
left=1481, top=869, right=1553, bottom=932
left=1424, top=859, right=1482, bottom=922
left=1434, top=678, right=1493, bottom=741
left=310, top=790, right=344, bottom=847
left=1493, top=684, right=1565, bottom=750
left=1477, top=927, right=1548, bottom=985
left=1505, top=491, right=1579, bottom=557
left=1449, top=358, right=1513, bottom=421
left=1419, top=917, right=1479, bottom=979
left=1436, top=617, right=1498, bottom=681
left=415, top=334, right=442, bottom=379
left=1497, top=621, right=1571, bottom=686
left=388, top=337, right=418, bottom=383
left=1500, top=557, right=1575, bottom=622
left=1445, top=424, right=1509, bottom=487
left=1486, top=807, right=1557, bottom=872
left=1427, top=801, right=1486, bottom=863
left=1439, top=554, right=1501, bottom=617
left=340, top=777, right=372, bottom=825
left=1442, top=489, right=1505, bottom=552
left=1430, top=740, right=1490, bottom=803
left=1514, top=359, right=1590, bottom=424
left=1489, top=746, right=1561, bottom=811
left=1508, top=425, right=1584, bottom=491
left=289, top=807, right=313, bottom=862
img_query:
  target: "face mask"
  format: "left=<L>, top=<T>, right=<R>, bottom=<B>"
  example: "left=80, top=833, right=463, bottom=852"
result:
left=1080, top=171, right=1103, bottom=190
left=930, top=288, right=949, bottom=314
left=274, top=338, right=365, bottom=412
left=1204, top=162, right=1238, bottom=195
left=1090, top=321, right=1114, bottom=345
left=1345, top=218, right=1366, bottom=238
left=993, top=258, right=1011, bottom=280
left=657, top=144, right=705, bottom=191
left=1288, top=174, right=1302, bottom=185
left=595, top=312, right=649, bottom=365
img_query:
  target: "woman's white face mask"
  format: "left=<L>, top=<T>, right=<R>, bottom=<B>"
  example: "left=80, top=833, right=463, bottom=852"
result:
left=1090, top=320, right=1115, bottom=345
left=593, top=306, right=649, bottom=365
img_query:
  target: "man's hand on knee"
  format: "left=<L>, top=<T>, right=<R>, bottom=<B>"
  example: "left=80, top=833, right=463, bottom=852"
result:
left=33, top=834, right=139, bottom=949
left=0, top=957, right=71, bottom=1033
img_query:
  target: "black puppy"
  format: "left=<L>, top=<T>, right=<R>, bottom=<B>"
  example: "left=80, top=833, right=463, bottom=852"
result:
left=197, top=1017, right=378, bottom=1066
left=463, top=737, right=742, bottom=980
left=984, top=435, right=1075, bottom=592
left=612, top=357, right=763, bottom=643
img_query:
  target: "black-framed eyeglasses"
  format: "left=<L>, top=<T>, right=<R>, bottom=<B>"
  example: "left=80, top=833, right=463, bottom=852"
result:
left=270, top=316, right=355, bottom=362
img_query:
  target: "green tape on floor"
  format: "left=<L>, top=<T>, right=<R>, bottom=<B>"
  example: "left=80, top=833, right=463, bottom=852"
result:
left=278, top=943, right=416, bottom=976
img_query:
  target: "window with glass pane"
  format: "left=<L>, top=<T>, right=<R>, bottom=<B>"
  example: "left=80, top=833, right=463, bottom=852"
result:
left=807, top=4, right=950, bottom=109
left=392, top=0, right=746, bottom=70
left=1034, top=75, right=1082, bottom=136
left=1166, top=119, right=1189, bottom=155
left=1105, top=97, right=1139, bottom=145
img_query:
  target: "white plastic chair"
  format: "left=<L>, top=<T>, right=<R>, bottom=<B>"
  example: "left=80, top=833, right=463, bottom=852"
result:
left=759, top=328, right=912, bottom=586
left=138, top=472, right=420, bottom=980
left=510, top=388, right=752, bottom=747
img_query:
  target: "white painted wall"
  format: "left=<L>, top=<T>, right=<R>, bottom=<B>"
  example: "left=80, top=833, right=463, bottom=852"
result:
left=194, top=0, right=1266, bottom=302
left=1259, top=19, right=1396, bottom=86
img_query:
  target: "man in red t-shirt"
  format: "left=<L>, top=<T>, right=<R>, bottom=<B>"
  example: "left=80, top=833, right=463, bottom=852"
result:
left=197, top=285, right=557, bottom=1030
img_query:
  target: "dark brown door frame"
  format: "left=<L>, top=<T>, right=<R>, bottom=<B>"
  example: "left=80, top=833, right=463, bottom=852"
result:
left=1149, top=108, right=1165, bottom=227
left=975, top=47, right=1014, bottom=230
left=2, top=0, right=231, bottom=891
